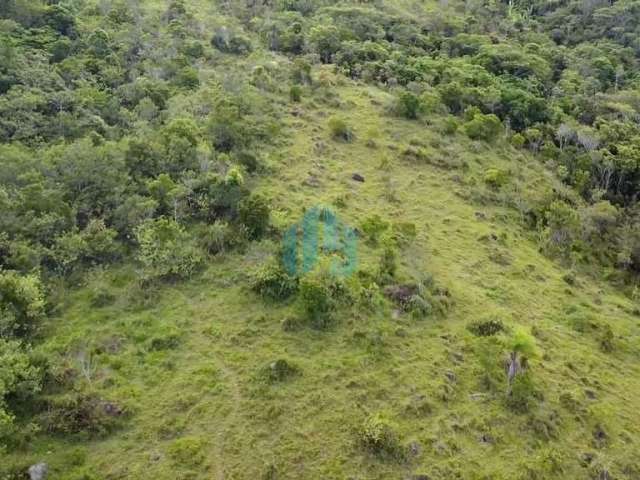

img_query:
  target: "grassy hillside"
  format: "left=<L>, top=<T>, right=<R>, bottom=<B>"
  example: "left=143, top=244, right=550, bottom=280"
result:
left=2, top=0, right=640, bottom=479
left=6, top=80, right=640, bottom=479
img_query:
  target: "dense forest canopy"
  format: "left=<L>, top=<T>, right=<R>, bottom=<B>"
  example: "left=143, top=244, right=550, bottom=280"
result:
left=1, top=0, right=640, bottom=478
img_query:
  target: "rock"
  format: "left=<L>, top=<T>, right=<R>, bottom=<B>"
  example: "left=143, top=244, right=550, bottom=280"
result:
left=479, top=433, right=494, bottom=444
left=470, top=392, right=487, bottom=401
left=352, top=173, right=365, bottom=182
left=102, top=401, right=123, bottom=416
left=28, top=463, right=48, bottom=480
left=444, top=370, right=457, bottom=383
left=408, top=441, right=422, bottom=456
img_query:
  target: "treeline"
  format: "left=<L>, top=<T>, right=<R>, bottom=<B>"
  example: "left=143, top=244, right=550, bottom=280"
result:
left=0, top=0, right=278, bottom=447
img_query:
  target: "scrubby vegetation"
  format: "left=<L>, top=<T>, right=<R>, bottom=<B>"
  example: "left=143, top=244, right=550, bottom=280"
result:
left=2, top=0, right=640, bottom=478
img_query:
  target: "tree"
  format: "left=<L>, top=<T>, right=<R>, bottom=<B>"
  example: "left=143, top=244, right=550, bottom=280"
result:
left=505, top=328, right=536, bottom=394
left=0, top=339, right=41, bottom=446
left=238, top=194, right=270, bottom=240
left=463, top=112, right=502, bottom=141
left=134, top=218, right=202, bottom=281
left=0, top=270, right=45, bottom=337
left=394, top=91, right=422, bottom=119
left=309, top=23, right=342, bottom=63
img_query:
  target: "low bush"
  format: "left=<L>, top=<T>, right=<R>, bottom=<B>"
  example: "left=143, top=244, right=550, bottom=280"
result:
left=359, top=413, right=406, bottom=461
left=239, top=194, right=271, bottom=240
left=0, top=270, right=46, bottom=337
left=197, top=221, right=232, bottom=255
left=328, top=116, right=354, bottom=142
left=393, top=91, right=422, bottom=119
left=463, top=113, right=502, bottom=142
left=134, top=218, right=202, bottom=282
left=442, top=117, right=459, bottom=135
left=506, top=371, right=537, bottom=413
left=212, top=27, right=252, bottom=54
left=360, top=215, right=390, bottom=246
left=289, top=85, right=302, bottom=102
left=39, top=392, right=124, bottom=436
left=599, top=324, right=614, bottom=353
left=391, top=222, right=417, bottom=247
left=298, top=267, right=348, bottom=329
left=377, top=243, right=398, bottom=284
left=468, top=318, right=506, bottom=337
left=260, top=359, right=300, bottom=383
left=0, top=339, right=42, bottom=447
left=483, top=168, right=508, bottom=189
left=168, top=436, right=206, bottom=466
left=252, top=261, right=298, bottom=301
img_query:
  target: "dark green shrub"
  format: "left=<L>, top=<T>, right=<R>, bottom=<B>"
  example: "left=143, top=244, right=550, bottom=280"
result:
left=483, top=168, right=508, bottom=189
left=0, top=270, right=46, bottom=337
left=394, top=91, right=422, bottom=119
left=134, top=218, right=203, bottom=282
left=442, top=117, right=459, bottom=135
left=252, top=262, right=298, bottom=301
left=197, top=221, right=232, bottom=255
left=0, top=339, right=42, bottom=446
left=599, top=324, right=614, bottom=353
left=360, top=215, right=390, bottom=246
left=149, top=330, right=181, bottom=351
left=260, top=359, right=300, bottom=383
left=239, top=194, right=270, bottom=240
left=391, top=222, right=417, bottom=246
left=328, top=116, right=353, bottom=142
left=212, top=27, right=252, bottom=54
left=468, top=319, right=505, bottom=337
left=89, top=289, right=116, bottom=308
left=40, top=392, right=124, bottom=436
left=289, top=85, right=302, bottom=102
left=377, top=243, right=398, bottom=284
left=174, top=66, right=200, bottom=89
left=463, top=113, right=502, bottom=141
left=506, top=371, right=536, bottom=413
left=298, top=268, right=347, bottom=329
left=359, top=413, right=406, bottom=461
left=168, top=436, right=206, bottom=466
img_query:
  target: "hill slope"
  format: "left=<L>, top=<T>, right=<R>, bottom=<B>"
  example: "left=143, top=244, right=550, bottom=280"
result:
left=2, top=0, right=640, bottom=479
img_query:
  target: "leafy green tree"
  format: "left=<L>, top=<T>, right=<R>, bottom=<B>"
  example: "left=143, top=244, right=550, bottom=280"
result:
left=0, top=339, right=41, bottom=446
left=463, top=112, right=502, bottom=141
left=135, top=218, right=202, bottom=281
left=238, top=194, right=270, bottom=240
left=0, top=270, right=45, bottom=337
left=308, top=23, right=342, bottom=63
left=543, top=200, right=581, bottom=259
left=394, top=91, right=422, bottom=119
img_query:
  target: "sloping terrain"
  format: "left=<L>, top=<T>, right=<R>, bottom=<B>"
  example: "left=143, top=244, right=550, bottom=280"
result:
left=2, top=0, right=640, bottom=479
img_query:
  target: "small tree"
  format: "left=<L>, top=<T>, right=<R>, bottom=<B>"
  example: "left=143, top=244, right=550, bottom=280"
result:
left=463, top=113, right=502, bottom=142
left=394, top=91, right=422, bottom=119
left=0, top=270, right=45, bottom=337
left=239, top=194, right=270, bottom=240
left=0, top=339, right=41, bottom=446
left=328, top=116, right=354, bottom=142
left=134, top=218, right=202, bottom=281
left=505, top=327, right=536, bottom=395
